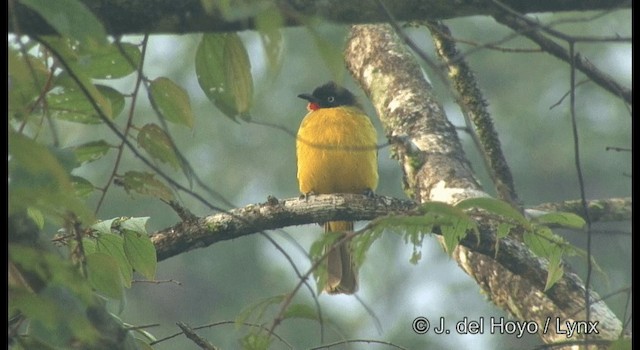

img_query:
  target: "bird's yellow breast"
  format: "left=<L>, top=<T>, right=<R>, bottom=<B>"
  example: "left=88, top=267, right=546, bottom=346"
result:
left=296, top=106, right=378, bottom=195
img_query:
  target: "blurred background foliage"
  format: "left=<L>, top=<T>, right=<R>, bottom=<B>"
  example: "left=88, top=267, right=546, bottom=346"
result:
left=8, top=2, right=630, bottom=349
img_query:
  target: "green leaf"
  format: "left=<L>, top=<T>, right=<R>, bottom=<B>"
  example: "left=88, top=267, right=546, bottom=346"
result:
left=123, top=230, right=157, bottom=280
left=149, top=77, right=195, bottom=128
left=137, top=123, right=181, bottom=169
left=532, top=212, right=586, bottom=230
left=441, top=218, right=474, bottom=255
left=523, top=226, right=564, bottom=258
left=20, top=0, right=107, bottom=46
left=119, top=171, right=174, bottom=201
left=27, top=207, right=45, bottom=230
left=9, top=244, right=93, bottom=302
left=48, top=84, right=124, bottom=124
left=40, top=37, right=113, bottom=119
left=70, top=175, right=95, bottom=198
left=456, top=197, right=530, bottom=228
left=9, top=131, right=93, bottom=224
left=69, top=140, right=112, bottom=164
left=351, top=226, right=384, bottom=266
left=282, top=304, right=318, bottom=321
left=255, top=7, right=284, bottom=76
left=494, top=222, right=514, bottom=257
left=544, top=250, right=564, bottom=291
left=8, top=48, right=49, bottom=120
left=77, top=43, right=141, bottom=79
left=12, top=285, right=99, bottom=346
left=96, top=233, right=133, bottom=288
left=195, top=33, right=253, bottom=121
left=121, top=217, right=150, bottom=235
left=82, top=238, right=96, bottom=255
left=91, top=218, right=117, bottom=235
left=86, top=252, right=124, bottom=299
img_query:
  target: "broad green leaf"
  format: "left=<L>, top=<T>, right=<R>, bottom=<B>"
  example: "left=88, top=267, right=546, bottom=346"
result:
left=9, top=132, right=93, bottom=224
left=222, top=34, right=253, bottom=120
left=255, top=7, right=284, bottom=75
left=456, top=197, right=530, bottom=228
left=149, top=77, right=194, bottom=128
left=544, top=250, right=564, bottom=291
left=523, top=226, right=564, bottom=258
left=86, top=252, right=124, bottom=299
left=9, top=245, right=93, bottom=302
left=441, top=218, right=473, bottom=255
left=137, top=123, right=181, bottom=169
left=8, top=48, right=49, bottom=120
left=20, top=0, right=107, bottom=46
left=82, top=238, right=96, bottom=255
left=121, top=217, right=150, bottom=236
left=123, top=230, right=157, bottom=280
left=77, top=43, right=141, bottom=79
left=48, top=84, right=123, bottom=123
left=39, top=37, right=113, bottom=119
left=27, top=207, right=45, bottom=230
left=13, top=285, right=99, bottom=346
left=496, top=222, right=513, bottom=240
left=91, top=218, right=117, bottom=235
left=119, top=171, right=174, bottom=201
left=282, top=304, right=318, bottom=321
left=532, top=212, right=586, bottom=230
left=70, top=175, right=95, bottom=198
left=494, top=222, right=514, bottom=257
left=69, top=140, right=112, bottom=164
left=195, top=33, right=253, bottom=121
left=96, top=233, right=133, bottom=287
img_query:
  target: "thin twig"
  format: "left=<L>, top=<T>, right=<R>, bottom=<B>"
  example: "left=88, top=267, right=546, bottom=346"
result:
left=150, top=320, right=293, bottom=349
left=95, top=35, right=149, bottom=214
left=493, top=2, right=632, bottom=104
left=176, top=322, right=218, bottom=350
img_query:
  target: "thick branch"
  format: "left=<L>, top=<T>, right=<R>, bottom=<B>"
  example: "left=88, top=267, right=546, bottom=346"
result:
left=529, top=197, right=632, bottom=223
left=9, top=0, right=630, bottom=36
left=428, top=20, right=521, bottom=209
left=344, top=24, right=623, bottom=345
left=151, top=195, right=630, bottom=261
left=151, top=194, right=415, bottom=261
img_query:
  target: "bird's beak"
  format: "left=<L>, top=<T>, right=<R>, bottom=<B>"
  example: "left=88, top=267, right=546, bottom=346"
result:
left=297, top=93, right=320, bottom=104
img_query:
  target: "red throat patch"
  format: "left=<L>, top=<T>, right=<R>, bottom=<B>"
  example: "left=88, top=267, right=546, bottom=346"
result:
left=307, top=102, right=320, bottom=111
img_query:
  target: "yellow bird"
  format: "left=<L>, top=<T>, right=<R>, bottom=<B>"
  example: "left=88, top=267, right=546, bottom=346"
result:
left=296, top=82, right=378, bottom=294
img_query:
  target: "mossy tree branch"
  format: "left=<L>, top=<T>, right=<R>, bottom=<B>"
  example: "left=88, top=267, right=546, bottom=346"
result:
left=343, top=24, right=624, bottom=345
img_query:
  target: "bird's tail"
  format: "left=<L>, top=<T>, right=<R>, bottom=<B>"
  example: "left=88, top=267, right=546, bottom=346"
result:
left=323, top=221, right=357, bottom=294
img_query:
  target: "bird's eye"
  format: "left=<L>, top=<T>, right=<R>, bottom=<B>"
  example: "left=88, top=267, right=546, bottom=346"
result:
left=327, top=96, right=335, bottom=103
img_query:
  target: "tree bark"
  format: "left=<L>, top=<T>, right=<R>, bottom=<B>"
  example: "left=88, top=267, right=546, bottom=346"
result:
left=344, top=24, right=624, bottom=346
left=9, top=0, right=631, bottom=36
